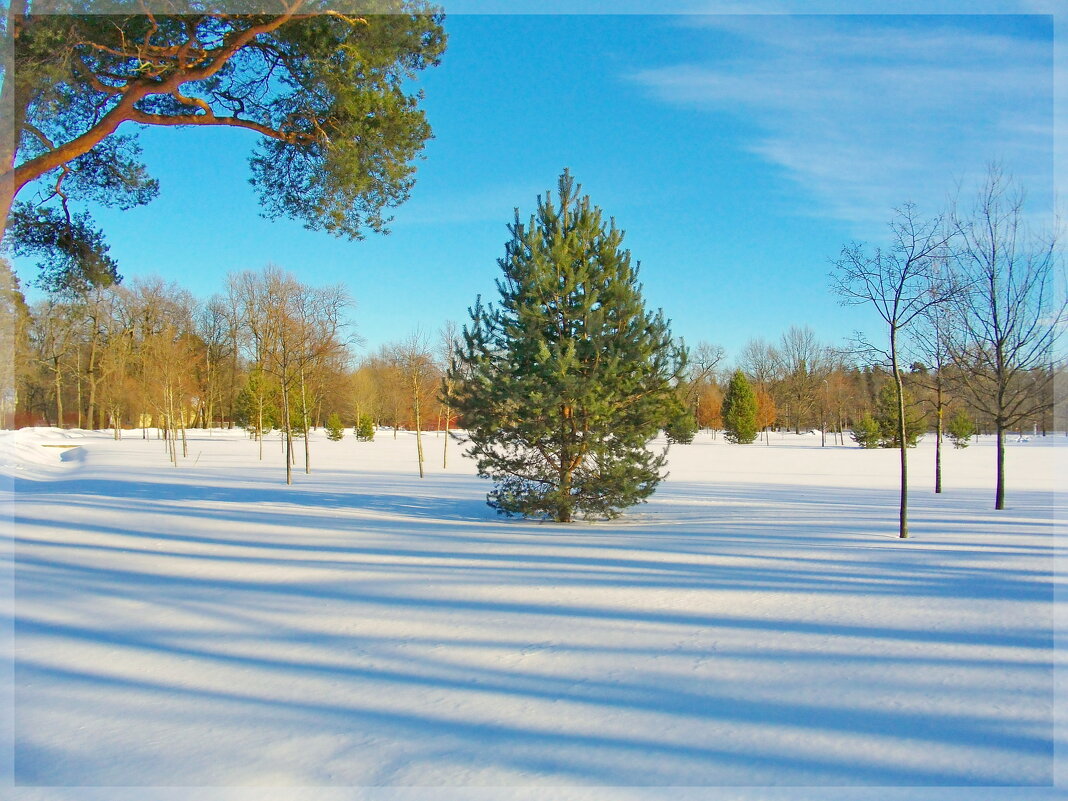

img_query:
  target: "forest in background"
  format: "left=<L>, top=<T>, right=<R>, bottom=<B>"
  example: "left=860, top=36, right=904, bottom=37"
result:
left=1, top=258, right=1060, bottom=445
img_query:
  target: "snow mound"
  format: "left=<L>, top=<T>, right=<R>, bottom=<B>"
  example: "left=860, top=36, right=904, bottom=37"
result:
left=0, top=427, right=86, bottom=471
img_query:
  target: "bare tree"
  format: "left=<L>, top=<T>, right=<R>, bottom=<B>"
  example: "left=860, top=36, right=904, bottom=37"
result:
left=739, top=337, right=780, bottom=387
left=910, top=297, right=957, bottom=493
left=97, top=308, right=135, bottom=439
left=832, top=203, right=951, bottom=538
left=196, top=296, right=237, bottom=431
left=29, top=296, right=75, bottom=426
left=230, top=266, right=350, bottom=483
left=678, top=341, right=724, bottom=431
left=74, top=285, right=114, bottom=430
left=439, top=320, right=461, bottom=468
left=143, top=323, right=199, bottom=465
left=739, top=337, right=781, bottom=443
left=367, top=354, right=408, bottom=439
left=350, top=361, right=379, bottom=433
left=947, top=165, right=1066, bottom=509
left=232, top=268, right=302, bottom=474
left=813, top=348, right=846, bottom=447
left=386, top=330, right=437, bottom=478
left=292, top=280, right=350, bottom=474
left=229, top=271, right=276, bottom=459
left=776, top=325, right=823, bottom=434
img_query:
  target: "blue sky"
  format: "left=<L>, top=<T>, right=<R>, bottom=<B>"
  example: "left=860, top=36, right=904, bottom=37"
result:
left=14, top=11, right=1056, bottom=364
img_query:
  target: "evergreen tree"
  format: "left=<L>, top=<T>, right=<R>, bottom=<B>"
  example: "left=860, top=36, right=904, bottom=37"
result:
left=234, top=369, right=278, bottom=440
left=947, top=409, right=975, bottom=449
left=722, top=369, right=758, bottom=444
left=851, top=414, right=882, bottom=448
left=325, top=412, right=345, bottom=441
left=355, top=413, right=376, bottom=441
left=449, top=171, right=686, bottom=522
left=874, top=382, right=925, bottom=448
left=665, top=406, right=698, bottom=445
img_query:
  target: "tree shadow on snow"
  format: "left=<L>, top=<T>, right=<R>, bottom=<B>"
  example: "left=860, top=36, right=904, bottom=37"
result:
left=10, top=460, right=1057, bottom=786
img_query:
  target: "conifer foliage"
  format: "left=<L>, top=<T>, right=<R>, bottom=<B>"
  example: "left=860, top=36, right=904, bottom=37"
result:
left=947, top=409, right=975, bottom=449
left=449, top=171, right=685, bottom=522
left=325, top=413, right=345, bottom=441
left=722, top=369, right=758, bottom=444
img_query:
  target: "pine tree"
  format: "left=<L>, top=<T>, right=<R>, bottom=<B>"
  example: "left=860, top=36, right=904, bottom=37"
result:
left=449, top=171, right=686, bottom=522
left=873, top=382, right=925, bottom=448
left=947, top=409, right=975, bottom=449
left=355, top=413, right=376, bottom=442
left=325, top=413, right=344, bottom=441
left=722, top=369, right=758, bottom=444
left=665, top=407, right=698, bottom=445
left=851, top=414, right=882, bottom=448
left=234, top=367, right=278, bottom=455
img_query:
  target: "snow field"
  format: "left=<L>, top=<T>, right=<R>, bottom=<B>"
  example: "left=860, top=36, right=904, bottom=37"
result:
left=2, top=426, right=1061, bottom=797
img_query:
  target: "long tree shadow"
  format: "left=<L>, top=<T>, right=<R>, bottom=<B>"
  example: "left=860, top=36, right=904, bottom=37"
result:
left=11, top=453, right=1057, bottom=786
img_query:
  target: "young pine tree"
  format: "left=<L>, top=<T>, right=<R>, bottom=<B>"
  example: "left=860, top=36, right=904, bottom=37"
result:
left=851, top=414, right=883, bottom=448
left=665, top=406, right=698, bottom=445
left=722, top=369, right=758, bottom=444
left=450, top=171, right=686, bottom=522
left=874, top=382, right=925, bottom=448
left=325, top=412, right=345, bottom=441
left=947, top=408, right=975, bottom=449
left=355, top=413, right=375, bottom=441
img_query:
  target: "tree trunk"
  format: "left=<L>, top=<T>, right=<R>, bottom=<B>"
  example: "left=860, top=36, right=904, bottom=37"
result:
left=443, top=400, right=451, bottom=468
left=230, top=344, right=239, bottom=429
left=76, top=350, right=83, bottom=428
left=558, top=465, right=573, bottom=523
left=282, top=383, right=292, bottom=485
left=934, top=387, right=943, bottom=494
left=413, top=377, right=424, bottom=479
left=300, top=367, right=310, bottom=474
left=53, top=360, right=64, bottom=428
left=995, top=418, right=1006, bottom=510
left=257, top=397, right=264, bottom=461
left=166, top=390, right=177, bottom=467
left=891, top=344, right=908, bottom=539
left=0, top=0, right=27, bottom=248
left=557, top=412, right=573, bottom=522
left=86, top=317, right=100, bottom=430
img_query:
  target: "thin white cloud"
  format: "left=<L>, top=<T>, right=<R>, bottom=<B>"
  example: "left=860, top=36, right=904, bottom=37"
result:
left=631, top=16, right=1053, bottom=232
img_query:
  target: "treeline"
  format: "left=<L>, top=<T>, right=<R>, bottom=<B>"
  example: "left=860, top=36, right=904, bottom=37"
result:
left=0, top=262, right=461, bottom=477
left=676, top=326, right=1058, bottom=445
left=0, top=264, right=1057, bottom=467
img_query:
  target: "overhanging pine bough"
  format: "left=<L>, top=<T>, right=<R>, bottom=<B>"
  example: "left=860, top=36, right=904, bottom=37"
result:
left=1, top=0, right=447, bottom=283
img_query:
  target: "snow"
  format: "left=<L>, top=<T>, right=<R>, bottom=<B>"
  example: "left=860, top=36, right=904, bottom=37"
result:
left=2, top=426, right=1063, bottom=799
